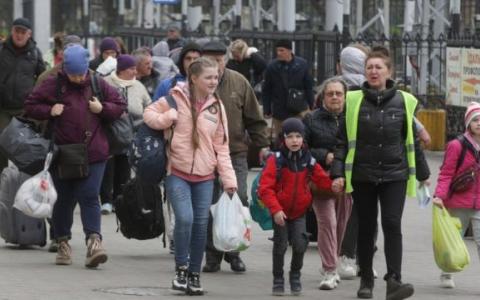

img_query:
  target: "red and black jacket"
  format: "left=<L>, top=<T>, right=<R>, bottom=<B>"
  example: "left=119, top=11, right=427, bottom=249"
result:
left=258, top=147, right=333, bottom=220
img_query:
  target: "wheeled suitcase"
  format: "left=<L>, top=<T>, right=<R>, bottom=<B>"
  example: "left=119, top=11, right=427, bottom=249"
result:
left=0, top=164, right=46, bottom=247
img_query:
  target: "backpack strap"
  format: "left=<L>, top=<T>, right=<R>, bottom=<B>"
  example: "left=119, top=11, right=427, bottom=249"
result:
left=454, top=135, right=480, bottom=172
left=90, top=73, right=104, bottom=102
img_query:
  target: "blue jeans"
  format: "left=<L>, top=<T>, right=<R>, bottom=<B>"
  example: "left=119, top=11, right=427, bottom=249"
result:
left=52, top=162, right=106, bottom=241
left=165, top=175, right=214, bottom=273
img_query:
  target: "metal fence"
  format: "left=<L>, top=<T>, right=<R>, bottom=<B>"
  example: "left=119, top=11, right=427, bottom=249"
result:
left=81, top=27, right=479, bottom=139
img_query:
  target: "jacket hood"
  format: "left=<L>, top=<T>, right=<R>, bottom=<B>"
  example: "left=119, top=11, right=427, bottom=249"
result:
left=152, top=41, right=169, bottom=57
left=177, top=42, right=202, bottom=76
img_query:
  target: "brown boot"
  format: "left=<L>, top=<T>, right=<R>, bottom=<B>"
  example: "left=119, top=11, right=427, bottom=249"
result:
left=85, top=234, right=108, bottom=268
left=55, top=240, right=72, bottom=265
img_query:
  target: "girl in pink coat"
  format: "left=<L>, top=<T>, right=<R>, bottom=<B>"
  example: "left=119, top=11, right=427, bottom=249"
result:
left=144, top=57, right=237, bottom=296
left=433, top=102, right=480, bottom=289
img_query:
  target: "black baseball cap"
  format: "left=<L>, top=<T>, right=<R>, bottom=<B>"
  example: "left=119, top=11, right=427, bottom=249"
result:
left=12, top=18, right=31, bottom=30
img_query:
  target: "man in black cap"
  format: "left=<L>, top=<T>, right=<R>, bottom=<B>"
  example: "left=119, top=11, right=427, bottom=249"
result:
left=202, top=40, right=270, bottom=273
left=263, top=39, right=313, bottom=145
left=0, top=17, right=45, bottom=172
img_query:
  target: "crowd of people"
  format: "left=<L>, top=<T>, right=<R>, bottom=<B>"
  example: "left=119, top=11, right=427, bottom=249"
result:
left=0, top=17, right=479, bottom=300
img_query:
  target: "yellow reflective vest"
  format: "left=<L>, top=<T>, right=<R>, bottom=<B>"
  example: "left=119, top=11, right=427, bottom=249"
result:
left=344, top=90, right=418, bottom=197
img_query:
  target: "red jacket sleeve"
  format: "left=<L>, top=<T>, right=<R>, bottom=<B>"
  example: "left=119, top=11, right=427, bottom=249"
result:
left=311, top=162, right=333, bottom=192
left=257, top=155, right=283, bottom=215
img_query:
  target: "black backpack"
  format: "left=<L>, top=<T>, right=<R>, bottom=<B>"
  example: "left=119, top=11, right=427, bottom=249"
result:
left=114, top=177, right=165, bottom=241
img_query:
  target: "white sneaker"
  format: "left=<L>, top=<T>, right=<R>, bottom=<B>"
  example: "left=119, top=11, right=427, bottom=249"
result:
left=337, top=256, right=356, bottom=280
left=101, top=203, right=113, bottom=215
left=440, top=273, right=455, bottom=288
left=319, top=272, right=339, bottom=290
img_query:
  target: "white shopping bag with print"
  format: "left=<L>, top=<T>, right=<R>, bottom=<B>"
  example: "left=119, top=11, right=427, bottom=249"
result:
left=14, top=152, right=57, bottom=218
left=210, top=192, right=252, bottom=252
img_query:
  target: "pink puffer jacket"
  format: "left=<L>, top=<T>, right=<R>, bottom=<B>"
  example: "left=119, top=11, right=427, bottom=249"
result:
left=143, top=84, right=237, bottom=189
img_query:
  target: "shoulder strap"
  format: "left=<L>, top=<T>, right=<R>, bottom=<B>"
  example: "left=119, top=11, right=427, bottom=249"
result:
left=165, top=94, right=177, bottom=110
left=90, top=74, right=104, bottom=102
left=274, top=152, right=283, bottom=182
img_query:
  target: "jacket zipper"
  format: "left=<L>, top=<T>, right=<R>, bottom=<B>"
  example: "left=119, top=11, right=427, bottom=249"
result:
left=289, top=156, right=299, bottom=217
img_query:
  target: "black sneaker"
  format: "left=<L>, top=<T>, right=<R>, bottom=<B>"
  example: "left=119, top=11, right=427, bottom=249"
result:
left=172, top=266, right=188, bottom=291
left=187, top=272, right=204, bottom=295
left=272, top=277, right=285, bottom=296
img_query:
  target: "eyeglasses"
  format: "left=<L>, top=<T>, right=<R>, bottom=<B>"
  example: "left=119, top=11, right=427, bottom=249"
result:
left=325, top=91, right=344, bottom=97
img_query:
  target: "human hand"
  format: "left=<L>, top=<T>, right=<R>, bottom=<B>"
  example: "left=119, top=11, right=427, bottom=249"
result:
left=89, top=96, right=103, bottom=114
left=432, top=197, right=444, bottom=208
left=325, top=152, right=334, bottom=166
left=168, top=108, right=178, bottom=123
left=332, top=178, right=345, bottom=193
left=273, top=211, right=287, bottom=226
left=259, top=147, right=272, bottom=165
left=419, top=179, right=430, bottom=187
left=225, top=187, right=237, bottom=197
left=418, top=128, right=431, bottom=147
left=50, top=103, right=64, bottom=116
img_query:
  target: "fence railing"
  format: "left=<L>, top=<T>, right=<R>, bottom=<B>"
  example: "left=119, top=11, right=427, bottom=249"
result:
left=79, top=28, right=480, bottom=139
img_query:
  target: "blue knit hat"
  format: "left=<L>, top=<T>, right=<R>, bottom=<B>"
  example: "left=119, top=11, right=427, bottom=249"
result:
left=63, top=45, right=89, bottom=75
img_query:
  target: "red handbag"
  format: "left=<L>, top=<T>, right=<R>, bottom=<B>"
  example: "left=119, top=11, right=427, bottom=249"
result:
left=449, top=165, right=478, bottom=195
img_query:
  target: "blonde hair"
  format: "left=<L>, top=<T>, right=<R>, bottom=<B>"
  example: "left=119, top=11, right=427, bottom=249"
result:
left=187, top=57, right=226, bottom=148
left=229, top=39, right=248, bottom=59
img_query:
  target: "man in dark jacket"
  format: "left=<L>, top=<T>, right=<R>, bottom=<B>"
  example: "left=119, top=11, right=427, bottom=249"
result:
left=0, top=17, right=45, bottom=172
left=202, top=41, right=270, bottom=274
left=263, top=39, right=313, bottom=145
left=132, top=47, right=161, bottom=98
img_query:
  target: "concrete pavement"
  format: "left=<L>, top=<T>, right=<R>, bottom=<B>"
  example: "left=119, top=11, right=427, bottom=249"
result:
left=0, top=152, right=479, bottom=300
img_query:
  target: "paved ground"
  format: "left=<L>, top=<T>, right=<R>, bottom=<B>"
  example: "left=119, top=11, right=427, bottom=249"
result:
left=1, top=151, right=479, bottom=300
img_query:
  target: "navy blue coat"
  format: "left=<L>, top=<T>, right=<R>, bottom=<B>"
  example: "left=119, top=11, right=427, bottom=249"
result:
left=262, top=55, right=313, bottom=120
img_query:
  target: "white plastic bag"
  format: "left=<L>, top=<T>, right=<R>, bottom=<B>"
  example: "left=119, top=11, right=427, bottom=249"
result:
left=210, top=192, right=252, bottom=252
left=96, top=56, right=117, bottom=76
left=14, top=152, right=57, bottom=218
left=417, top=183, right=431, bottom=208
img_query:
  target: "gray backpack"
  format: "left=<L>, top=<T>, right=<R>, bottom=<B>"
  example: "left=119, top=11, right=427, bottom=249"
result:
left=0, top=164, right=46, bottom=247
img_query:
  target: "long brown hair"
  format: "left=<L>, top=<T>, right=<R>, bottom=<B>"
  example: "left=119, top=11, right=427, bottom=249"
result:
left=187, top=56, right=226, bottom=149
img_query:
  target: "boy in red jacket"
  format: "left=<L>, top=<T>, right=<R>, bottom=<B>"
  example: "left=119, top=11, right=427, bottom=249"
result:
left=258, top=118, right=337, bottom=296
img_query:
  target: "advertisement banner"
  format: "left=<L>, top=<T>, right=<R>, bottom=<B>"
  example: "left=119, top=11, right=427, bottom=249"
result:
left=461, top=48, right=480, bottom=106
left=446, top=47, right=462, bottom=106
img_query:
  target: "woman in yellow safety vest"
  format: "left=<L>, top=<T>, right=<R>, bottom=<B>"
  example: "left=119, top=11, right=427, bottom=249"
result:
left=330, top=46, right=430, bottom=300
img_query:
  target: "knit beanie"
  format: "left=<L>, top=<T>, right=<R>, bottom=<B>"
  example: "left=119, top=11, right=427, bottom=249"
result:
left=63, top=45, right=89, bottom=75
left=275, top=39, right=292, bottom=50
left=116, top=54, right=136, bottom=72
left=465, top=101, right=480, bottom=129
left=99, top=37, right=119, bottom=54
left=282, top=118, right=305, bottom=137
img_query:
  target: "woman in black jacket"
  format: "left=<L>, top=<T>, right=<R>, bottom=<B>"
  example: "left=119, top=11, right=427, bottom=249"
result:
left=330, top=47, right=430, bottom=300
left=303, top=77, right=352, bottom=290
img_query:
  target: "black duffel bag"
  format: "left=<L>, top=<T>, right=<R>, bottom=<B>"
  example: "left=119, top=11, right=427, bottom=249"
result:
left=0, top=117, right=51, bottom=175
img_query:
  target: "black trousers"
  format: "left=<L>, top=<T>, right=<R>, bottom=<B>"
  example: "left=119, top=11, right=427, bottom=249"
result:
left=352, top=180, right=407, bottom=281
left=272, top=215, right=308, bottom=278
left=99, top=154, right=130, bottom=205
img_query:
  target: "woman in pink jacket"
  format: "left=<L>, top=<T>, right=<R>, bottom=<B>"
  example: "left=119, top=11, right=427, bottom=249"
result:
left=144, top=57, right=237, bottom=296
left=433, top=101, right=480, bottom=289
